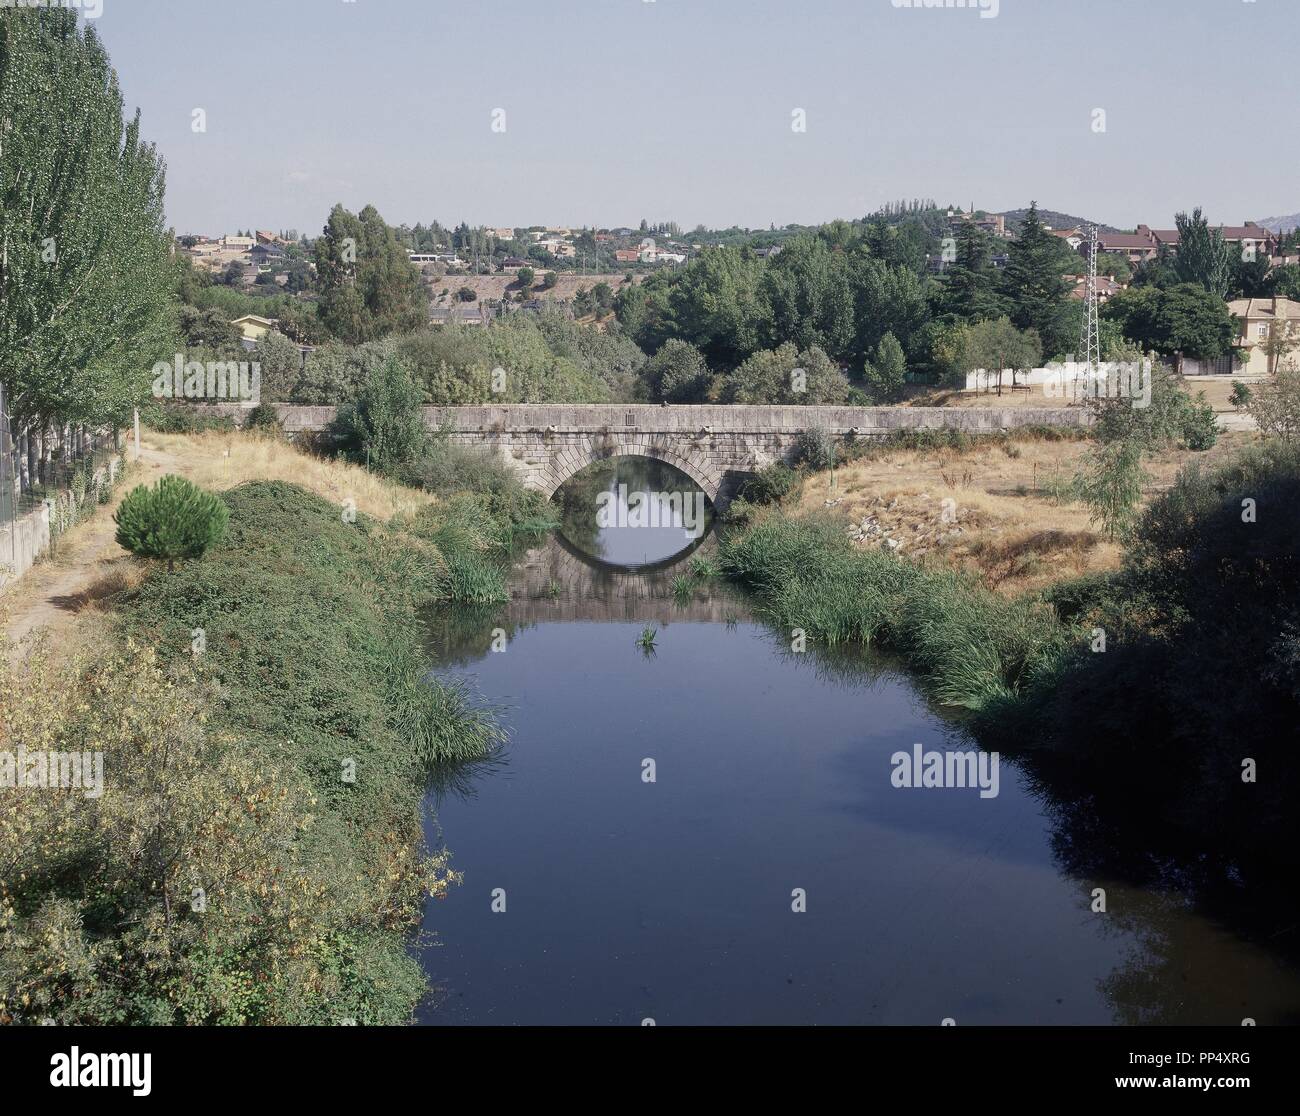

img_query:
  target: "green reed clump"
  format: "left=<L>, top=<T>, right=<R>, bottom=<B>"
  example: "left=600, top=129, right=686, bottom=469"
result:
left=720, top=514, right=1067, bottom=711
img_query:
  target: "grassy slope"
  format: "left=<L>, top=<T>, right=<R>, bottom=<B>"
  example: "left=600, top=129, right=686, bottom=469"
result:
left=2, top=433, right=551, bottom=1023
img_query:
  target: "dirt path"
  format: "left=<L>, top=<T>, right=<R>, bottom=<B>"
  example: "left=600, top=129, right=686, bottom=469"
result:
left=3, top=439, right=183, bottom=656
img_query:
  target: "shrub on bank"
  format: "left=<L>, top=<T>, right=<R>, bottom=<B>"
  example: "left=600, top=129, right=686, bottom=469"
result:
left=8, top=478, right=541, bottom=1023
left=114, top=474, right=229, bottom=572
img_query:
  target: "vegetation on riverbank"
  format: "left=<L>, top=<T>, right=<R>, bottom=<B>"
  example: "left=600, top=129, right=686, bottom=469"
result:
left=2, top=433, right=553, bottom=1023
left=720, top=437, right=1300, bottom=912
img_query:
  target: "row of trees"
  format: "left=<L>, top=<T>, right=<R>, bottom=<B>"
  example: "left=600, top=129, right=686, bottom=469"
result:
left=611, top=200, right=1260, bottom=404
left=0, top=11, right=174, bottom=462
left=610, top=203, right=1081, bottom=400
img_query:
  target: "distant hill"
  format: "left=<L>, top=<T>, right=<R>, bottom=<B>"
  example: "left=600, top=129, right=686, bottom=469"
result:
left=1256, top=213, right=1300, bottom=234
left=997, top=208, right=1121, bottom=235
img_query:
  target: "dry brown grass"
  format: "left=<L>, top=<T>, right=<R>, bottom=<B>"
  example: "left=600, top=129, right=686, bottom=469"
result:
left=145, top=429, right=436, bottom=520
left=794, top=431, right=1254, bottom=595
left=60, top=560, right=149, bottom=613
left=5, top=428, right=436, bottom=658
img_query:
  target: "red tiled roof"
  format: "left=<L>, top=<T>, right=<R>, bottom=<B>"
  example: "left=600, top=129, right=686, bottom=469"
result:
left=1151, top=226, right=1273, bottom=245
left=1096, top=232, right=1154, bottom=249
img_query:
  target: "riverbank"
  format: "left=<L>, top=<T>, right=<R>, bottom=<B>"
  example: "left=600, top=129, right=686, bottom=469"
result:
left=784, top=426, right=1251, bottom=595
left=1, top=432, right=553, bottom=1024
left=719, top=435, right=1300, bottom=930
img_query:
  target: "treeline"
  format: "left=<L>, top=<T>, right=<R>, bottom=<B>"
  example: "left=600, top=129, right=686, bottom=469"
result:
left=613, top=206, right=1079, bottom=401
left=605, top=203, right=1271, bottom=405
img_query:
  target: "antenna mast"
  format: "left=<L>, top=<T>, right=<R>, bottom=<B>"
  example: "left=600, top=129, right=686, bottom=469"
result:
left=1077, top=224, right=1101, bottom=401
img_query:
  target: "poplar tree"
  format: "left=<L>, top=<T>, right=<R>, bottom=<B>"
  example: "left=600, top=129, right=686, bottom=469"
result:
left=1172, top=208, right=1233, bottom=299
left=0, top=9, right=174, bottom=432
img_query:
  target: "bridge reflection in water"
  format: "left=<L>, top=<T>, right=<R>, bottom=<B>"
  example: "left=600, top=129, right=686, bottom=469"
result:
left=507, top=532, right=744, bottom=627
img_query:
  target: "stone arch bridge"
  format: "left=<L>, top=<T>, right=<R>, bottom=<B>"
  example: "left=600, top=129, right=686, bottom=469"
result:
left=254, top=403, right=1088, bottom=509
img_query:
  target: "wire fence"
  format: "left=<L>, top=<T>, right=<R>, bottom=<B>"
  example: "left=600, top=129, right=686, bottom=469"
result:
left=0, top=384, right=128, bottom=565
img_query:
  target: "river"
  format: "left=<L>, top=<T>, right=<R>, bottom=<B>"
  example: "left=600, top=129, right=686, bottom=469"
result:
left=416, top=459, right=1300, bottom=1025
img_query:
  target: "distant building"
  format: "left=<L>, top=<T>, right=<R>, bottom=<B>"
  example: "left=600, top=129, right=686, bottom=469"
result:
left=1142, top=222, right=1276, bottom=259
left=230, top=314, right=277, bottom=341
left=1068, top=275, right=1122, bottom=303
left=1050, top=227, right=1086, bottom=250
left=222, top=235, right=255, bottom=251
left=1093, top=231, right=1158, bottom=264
left=947, top=209, right=1006, bottom=238
left=487, top=227, right=517, bottom=241
left=614, top=249, right=640, bottom=263
left=1226, top=295, right=1300, bottom=376
left=250, top=242, right=286, bottom=264
left=430, top=305, right=489, bottom=327
left=408, top=250, right=460, bottom=265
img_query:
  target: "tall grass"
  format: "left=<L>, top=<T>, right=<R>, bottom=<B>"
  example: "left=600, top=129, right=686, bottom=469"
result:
left=720, top=514, right=1069, bottom=712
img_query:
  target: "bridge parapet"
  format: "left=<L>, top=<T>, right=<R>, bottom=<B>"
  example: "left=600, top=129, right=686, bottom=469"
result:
left=179, top=402, right=1090, bottom=509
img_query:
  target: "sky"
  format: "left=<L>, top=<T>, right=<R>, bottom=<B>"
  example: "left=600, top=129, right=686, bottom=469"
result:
left=86, top=0, right=1300, bottom=238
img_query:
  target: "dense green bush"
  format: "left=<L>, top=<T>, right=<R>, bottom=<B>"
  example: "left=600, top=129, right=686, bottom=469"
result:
left=332, top=356, right=428, bottom=472
left=245, top=402, right=284, bottom=432
left=140, top=402, right=237, bottom=434
left=114, top=475, right=229, bottom=571
left=793, top=427, right=837, bottom=471
left=740, top=462, right=798, bottom=505
left=1091, top=363, right=1217, bottom=451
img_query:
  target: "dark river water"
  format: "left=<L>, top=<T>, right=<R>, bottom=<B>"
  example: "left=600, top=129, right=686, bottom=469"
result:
left=416, top=460, right=1300, bottom=1025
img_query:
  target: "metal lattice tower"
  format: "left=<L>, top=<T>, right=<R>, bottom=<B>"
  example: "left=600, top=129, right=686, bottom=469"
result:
left=1076, top=224, right=1101, bottom=401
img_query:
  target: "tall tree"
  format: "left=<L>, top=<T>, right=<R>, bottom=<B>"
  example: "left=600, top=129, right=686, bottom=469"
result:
left=757, top=236, right=855, bottom=359
left=1000, top=202, right=1073, bottom=356
left=1103, top=283, right=1235, bottom=359
left=864, top=332, right=908, bottom=403
left=0, top=9, right=174, bottom=432
left=315, top=203, right=426, bottom=343
left=942, top=221, right=1005, bottom=323
left=958, top=317, right=1042, bottom=394
left=851, top=254, right=930, bottom=365
left=667, top=246, right=767, bottom=366
left=1172, top=208, right=1233, bottom=298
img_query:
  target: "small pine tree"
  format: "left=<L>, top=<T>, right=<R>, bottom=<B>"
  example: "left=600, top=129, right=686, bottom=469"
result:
left=114, top=476, right=229, bottom=571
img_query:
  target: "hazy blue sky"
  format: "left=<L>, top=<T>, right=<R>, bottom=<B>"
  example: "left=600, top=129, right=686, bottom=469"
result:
left=90, top=0, right=1299, bottom=237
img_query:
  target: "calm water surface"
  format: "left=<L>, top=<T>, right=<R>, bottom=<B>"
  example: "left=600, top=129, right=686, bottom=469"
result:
left=416, top=462, right=1300, bottom=1025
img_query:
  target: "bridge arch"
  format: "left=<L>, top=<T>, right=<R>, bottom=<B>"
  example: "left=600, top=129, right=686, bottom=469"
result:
left=538, top=438, right=725, bottom=507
